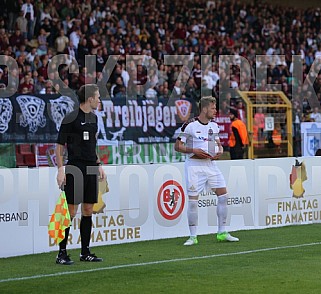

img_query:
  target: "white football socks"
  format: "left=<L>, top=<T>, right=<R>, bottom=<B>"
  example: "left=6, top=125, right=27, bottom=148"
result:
left=217, top=193, right=228, bottom=233
left=187, top=199, right=198, bottom=237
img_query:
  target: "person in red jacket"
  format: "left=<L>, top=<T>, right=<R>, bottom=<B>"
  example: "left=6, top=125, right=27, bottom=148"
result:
left=228, top=108, right=249, bottom=159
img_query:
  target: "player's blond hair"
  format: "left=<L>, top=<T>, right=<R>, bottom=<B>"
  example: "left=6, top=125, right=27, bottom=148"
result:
left=199, top=96, right=216, bottom=111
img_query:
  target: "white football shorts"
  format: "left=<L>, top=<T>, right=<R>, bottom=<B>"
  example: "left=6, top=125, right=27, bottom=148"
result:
left=184, top=158, right=226, bottom=197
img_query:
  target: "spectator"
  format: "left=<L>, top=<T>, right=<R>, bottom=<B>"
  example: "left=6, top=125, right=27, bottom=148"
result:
left=62, top=15, right=74, bottom=35
left=40, top=7, right=53, bottom=24
left=16, top=11, right=28, bottom=39
left=55, top=29, right=69, bottom=54
left=185, top=78, right=199, bottom=101
left=26, top=47, right=37, bottom=65
left=171, top=80, right=183, bottom=99
left=21, top=0, right=35, bottom=40
left=120, top=64, right=130, bottom=88
left=79, top=67, right=94, bottom=87
left=254, top=107, right=265, bottom=147
left=77, top=39, right=89, bottom=68
left=219, top=99, right=230, bottom=116
left=64, top=40, right=77, bottom=64
left=110, top=76, right=125, bottom=98
left=310, top=106, right=321, bottom=122
left=34, top=73, right=46, bottom=94
left=229, top=108, right=249, bottom=160
left=37, top=28, right=49, bottom=56
left=96, top=48, right=105, bottom=73
left=133, top=64, right=148, bottom=86
left=6, top=1, right=20, bottom=33
left=202, top=68, right=216, bottom=93
left=15, top=45, right=28, bottom=58
left=39, top=80, right=53, bottom=94
left=9, top=29, right=25, bottom=51
left=60, top=2, right=75, bottom=21
left=21, top=86, right=30, bottom=94
left=315, top=46, right=321, bottom=59
left=0, top=68, right=5, bottom=85
left=69, top=27, right=81, bottom=50
left=0, top=0, right=320, bottom=155
left=192, top=63, right=202, bottom=89
left=208, top=64, right=220, bottom=87
left=45, top=84, right=55, bottom=94
left=19, top=73, right=34, bottom=94
left=37, top=55, right=49, bottom=80
left=235, top=100, right=246, bottom=124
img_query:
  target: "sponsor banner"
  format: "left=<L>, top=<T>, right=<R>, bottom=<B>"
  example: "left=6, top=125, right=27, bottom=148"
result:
left=0, top=94, right=76, bottom=143
left=97, top=98, right=198, bottom=144
left=0, top=143, right=16, bottom=167
left=196, top=159, right=256, bottom=235
left=153, top=168, right=188, bottom=239
left=3, top=157, right=320, bottom=258
left=0, top=168, right=51, bottom=257
left=255, top=157, right=321, bottom=228
left=0, top=207, right=32, bottom=257
left=301, top=122, right=321, bottom=156
left=35, top=143, right=186, bottom=167
left=0, top=94, right=198, bottom=144
left=97, top=143, right=186, bottom=165
left=47, top=213, right=144, bottom=250
left=215, top=114, right=231, bottom=147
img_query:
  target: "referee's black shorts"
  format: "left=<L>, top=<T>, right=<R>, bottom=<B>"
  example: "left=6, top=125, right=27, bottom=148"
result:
left=64, top=161, right=99, bottom=205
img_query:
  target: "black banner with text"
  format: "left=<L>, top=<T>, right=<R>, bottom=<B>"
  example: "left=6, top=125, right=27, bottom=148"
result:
left=0, top=94, right=199, bottom=144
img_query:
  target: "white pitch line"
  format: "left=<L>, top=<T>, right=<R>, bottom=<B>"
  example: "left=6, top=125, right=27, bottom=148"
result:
left=1, top=242, right=321, bottom=284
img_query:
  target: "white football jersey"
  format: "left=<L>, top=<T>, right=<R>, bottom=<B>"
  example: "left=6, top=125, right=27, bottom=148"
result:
left=178, top=117, right=220, bottom=157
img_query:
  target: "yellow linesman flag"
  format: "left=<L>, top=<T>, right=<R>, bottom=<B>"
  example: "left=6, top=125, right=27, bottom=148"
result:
left=48, top=191, right=71, bottom=244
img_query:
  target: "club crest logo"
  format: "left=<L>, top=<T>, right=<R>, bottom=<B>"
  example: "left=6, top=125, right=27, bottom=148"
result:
left=0, top=98, right=13, bottom=133
left=49, top=96, right=75, bottom=131
left=16, top=95, right=46, bottom=133
left=289, top=159, right=307, bottom=198
left=175, top=100, right=191, bottom=122
left=305, top=123, right=321, bottom=156
left=157, top=180, right=185, bottom=220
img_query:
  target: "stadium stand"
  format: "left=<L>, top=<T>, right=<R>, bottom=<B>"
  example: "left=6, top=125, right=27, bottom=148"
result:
left=1, top=0, right=321, bottom=162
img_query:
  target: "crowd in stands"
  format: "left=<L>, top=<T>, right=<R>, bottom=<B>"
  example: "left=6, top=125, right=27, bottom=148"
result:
left=1, top=0, right=321, bottom=132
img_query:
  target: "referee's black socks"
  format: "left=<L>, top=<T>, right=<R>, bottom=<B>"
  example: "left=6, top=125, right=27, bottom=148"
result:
left=80, top=215, right=92, bottom=255
left=59, top=227, right=71, bottom=252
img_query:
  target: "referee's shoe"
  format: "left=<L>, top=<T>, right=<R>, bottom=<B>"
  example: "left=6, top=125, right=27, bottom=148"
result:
left=56, top=250, right=74, bottom=265
left=80, top=253, right=103, bottom=262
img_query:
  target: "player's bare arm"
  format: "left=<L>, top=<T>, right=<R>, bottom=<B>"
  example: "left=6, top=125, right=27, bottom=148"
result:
left=211, top=139, right=224, bottom=160
left=55, top=143, right=66, bottom=188
left=96, top=154, right=106, bottom=181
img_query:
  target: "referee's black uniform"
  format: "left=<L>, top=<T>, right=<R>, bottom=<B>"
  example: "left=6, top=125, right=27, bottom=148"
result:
left=55, top=84, right=104, bottom=264
left=57, top=108, right=100, bottom=204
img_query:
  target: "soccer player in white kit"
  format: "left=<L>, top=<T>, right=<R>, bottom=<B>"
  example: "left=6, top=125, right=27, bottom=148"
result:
left=175, top=96, right=239, bottom=245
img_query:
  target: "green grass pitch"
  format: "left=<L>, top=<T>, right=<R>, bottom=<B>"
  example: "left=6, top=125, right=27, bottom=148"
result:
left=1, top=224, right=321, bottom=294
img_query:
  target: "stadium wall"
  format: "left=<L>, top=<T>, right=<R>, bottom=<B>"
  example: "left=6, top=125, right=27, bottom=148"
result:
left=1, top=157, right=321, bottom=258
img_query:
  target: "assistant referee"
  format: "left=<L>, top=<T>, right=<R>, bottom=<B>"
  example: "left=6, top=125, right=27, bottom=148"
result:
left=55, top=83, right=106, bottom=264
